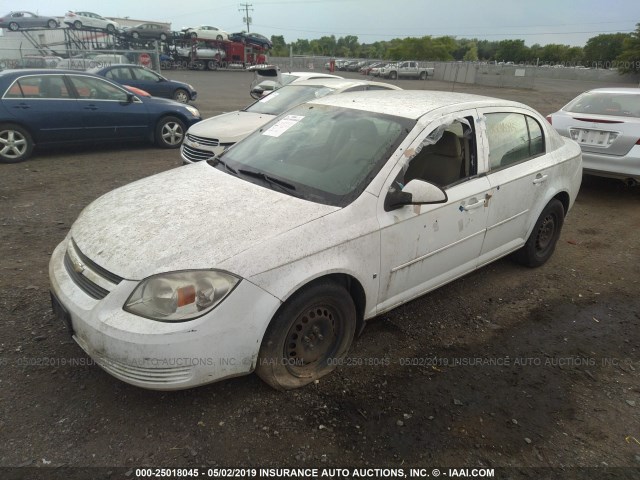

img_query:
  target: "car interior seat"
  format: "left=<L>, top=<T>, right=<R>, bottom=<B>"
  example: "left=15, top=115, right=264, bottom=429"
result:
left=404, top=130, right=463, bottom=187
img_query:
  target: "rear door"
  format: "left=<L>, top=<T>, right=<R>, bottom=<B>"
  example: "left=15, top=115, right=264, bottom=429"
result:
left=476, top=108, right=555, bottom=265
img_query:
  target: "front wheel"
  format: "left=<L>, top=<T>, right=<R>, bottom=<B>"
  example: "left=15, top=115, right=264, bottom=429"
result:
left=389, top=71, right=398, bottom=80
left=73, top=20, right=82, bottom=29
left=159, top=33, right=167, bottom=41
left=419, top=71, right=427, bottom=80
left=155, top=116, right=185, bottom=148
left=0, top=124, right=34, bottom=163
left=206, top=60, right=218, bottom=71
left=256, top=281, right=356, bottom=390
left=131, top=31, right=139, bottom=39
left=8, top=22, right=19, bottom=31
left=514, top=199, right=565, bottom=267
left=173, top=88, right=189, bottom=103
left=106, top=24, right=116, bottom=34
left=216, top=35, right=223, bottom=41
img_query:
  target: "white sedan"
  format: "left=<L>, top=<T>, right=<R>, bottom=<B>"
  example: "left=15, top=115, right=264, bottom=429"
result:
left=181, top=78, right=401, bottom=163
left=49, top=91, right=582, bottom=391
left=63, top=11, right=119, bottom=33
left=182, top=25, right=229, bottom=41
left=547, top=87, right=640, bottom=185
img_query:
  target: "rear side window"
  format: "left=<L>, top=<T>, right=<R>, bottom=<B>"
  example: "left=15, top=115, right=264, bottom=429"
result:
left=485, top=113, right=545, bottom=170
left=4, top=75, right=71, bottom=99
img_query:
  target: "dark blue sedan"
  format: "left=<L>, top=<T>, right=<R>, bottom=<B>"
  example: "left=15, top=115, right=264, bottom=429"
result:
left=89, top=64, right=197, bottom=103
left=0, top=69, right=202, bottom=163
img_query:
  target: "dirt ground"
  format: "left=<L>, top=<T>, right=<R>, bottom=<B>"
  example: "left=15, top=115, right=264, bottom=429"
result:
left=0, top=70, right=639, bottom=480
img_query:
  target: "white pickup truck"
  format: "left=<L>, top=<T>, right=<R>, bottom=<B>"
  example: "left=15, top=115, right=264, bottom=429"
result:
left=380, top=61, right=434, bottom=80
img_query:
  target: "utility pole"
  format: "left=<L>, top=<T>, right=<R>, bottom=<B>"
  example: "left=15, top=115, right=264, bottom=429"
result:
left=239, top=3, right=253, bottom=33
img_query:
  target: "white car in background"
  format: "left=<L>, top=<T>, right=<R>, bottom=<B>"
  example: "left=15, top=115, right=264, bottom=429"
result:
left=49, top=90, right=582, bottom=391
left=181, top=78, right=401, bottom=163
left=249, top=65, right=342, bottom=98
left=182, top=25, right=229, bottom=41
left=63, top=11, right=120, bottom=33
left=547, top=87, right=640, bottom=185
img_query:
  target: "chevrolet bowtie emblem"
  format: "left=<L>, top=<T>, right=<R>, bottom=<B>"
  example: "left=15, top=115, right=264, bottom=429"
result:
left=71, top=257, right=85, bottom=274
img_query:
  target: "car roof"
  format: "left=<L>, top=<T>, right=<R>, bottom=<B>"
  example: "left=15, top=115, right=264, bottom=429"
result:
left=308, top=90, right=530, bottom=119
left=581, top=88, right=640, bottom=95
left=291, top=78, right=400, bottom=90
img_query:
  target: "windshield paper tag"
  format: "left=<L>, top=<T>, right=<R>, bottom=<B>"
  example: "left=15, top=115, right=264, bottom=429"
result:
left=262, top=115, right=305, bottom=137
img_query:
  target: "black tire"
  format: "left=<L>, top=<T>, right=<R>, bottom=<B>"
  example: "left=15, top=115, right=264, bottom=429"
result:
left=154, top=116, right=185, bottom=148
left=173, top=88, right=189, bottom=103
left=419, top=71, right=427, bottom=80
left=256, top=281, right=356, bottom=390
left=514, top=199, right=564, bottom=267
left=131, top=31, right=139, bottom=39
left=47, top=19, right=58, bottom=29
left=8, top=22, right=19, bottom=31
left=206, top=60, right=217, bottom=71
left=106, top=24, right=116, bottom=34
left=190, top=32, right=198, bottom=39
left=0, top=124, right=34, bottom=163
left=160, top=33, right=167, bottom=41
left=73, top=20, right=82, bottom=29
left=389, top=71, right=398, bottom=80
left=216, top=35, right=223, bottom=41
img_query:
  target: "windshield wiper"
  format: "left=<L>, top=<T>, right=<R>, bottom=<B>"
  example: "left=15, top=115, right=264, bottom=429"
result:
left=237, top=168, right=301, bottom=197
left=207, top=156, right=237, bottom=175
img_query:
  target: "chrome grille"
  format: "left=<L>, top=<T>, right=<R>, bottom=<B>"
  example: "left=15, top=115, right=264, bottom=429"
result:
left=64, top=240, right=122, bottom=300
left=186, top=133, right=219, bottom=146
left=182, top=144, right=216, bottom=162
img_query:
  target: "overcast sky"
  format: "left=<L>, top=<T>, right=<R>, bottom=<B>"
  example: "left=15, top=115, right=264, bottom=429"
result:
left=11, top=0, right=640, bottom=46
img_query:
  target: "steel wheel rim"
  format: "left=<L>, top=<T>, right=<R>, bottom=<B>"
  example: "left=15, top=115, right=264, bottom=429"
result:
left=175, top=91, right=188, bottom=103
left=535, top=213, right=555, bottom=252
left=285, top=304, right=340, bottom=375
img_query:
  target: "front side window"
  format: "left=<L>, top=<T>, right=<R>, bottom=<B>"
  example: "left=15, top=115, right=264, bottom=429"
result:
left=485, top=113, right=545, bottom=170
left=218, top=104, right=414, bottom=207
left=402, top=118, right=476, bottom=188
left=106, top=68, right=133, bottom=81
left=133, top=68, right=161, bottom=82
left=68, top=76, right=128, bottom=101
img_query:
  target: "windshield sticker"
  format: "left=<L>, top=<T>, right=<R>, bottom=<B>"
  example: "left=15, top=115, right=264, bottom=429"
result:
left=259, top=91, right=279, bottom=103
left=262, top=115, right=305, bottom=137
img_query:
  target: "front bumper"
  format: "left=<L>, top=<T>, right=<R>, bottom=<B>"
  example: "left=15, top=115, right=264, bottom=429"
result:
left=49, top=238, right=281, bottom=390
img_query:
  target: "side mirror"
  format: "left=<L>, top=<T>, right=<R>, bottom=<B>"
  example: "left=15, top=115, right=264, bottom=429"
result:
left=384, top=179, right=447, bottom=212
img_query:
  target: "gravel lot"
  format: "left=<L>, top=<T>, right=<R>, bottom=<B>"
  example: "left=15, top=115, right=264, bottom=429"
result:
left=0, top=69, right=639, bottom=479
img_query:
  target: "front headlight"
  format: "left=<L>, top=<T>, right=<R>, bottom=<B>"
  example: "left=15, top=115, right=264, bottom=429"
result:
left=185, top=105, right=200, bottom=117
left=124, top=270, right=240, bottom=321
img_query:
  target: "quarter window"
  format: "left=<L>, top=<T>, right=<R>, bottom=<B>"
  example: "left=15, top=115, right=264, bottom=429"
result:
left=485, top=113, right=545, bottom=170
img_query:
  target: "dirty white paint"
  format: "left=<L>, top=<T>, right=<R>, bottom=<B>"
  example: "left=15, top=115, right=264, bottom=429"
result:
left=50, top=91, right=583, bottom=390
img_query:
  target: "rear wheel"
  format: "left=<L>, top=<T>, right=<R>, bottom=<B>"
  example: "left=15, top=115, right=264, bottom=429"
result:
left=0, top=124, right=34, bottom=163
left=155, top=116, right=186, bottom=148
left=419, top=71, right=427, bottom=80
left=256, top=281, right=356, bottom=390
left=389, top=71, right=398, bottom=80
left=216, top=35, right=223, bottom=41
left=514, top=199, right=564, bottom=267
left=131, top=31, right=139, bottom=39
left=206, top=60, right=218, bottom=71
left=160, top=33, right=167, bottom=41
left=47, top=19, right=58, bottom=29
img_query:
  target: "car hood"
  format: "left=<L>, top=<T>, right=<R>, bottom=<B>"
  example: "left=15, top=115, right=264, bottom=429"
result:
left=70, top=162, right=338, bottom=280
left=186, top=110, right=274, bottom=143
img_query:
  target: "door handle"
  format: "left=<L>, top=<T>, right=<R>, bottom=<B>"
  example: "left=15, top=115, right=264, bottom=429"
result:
left=12, top=104, right=30, bottom=110
left=533, top=174, right=548, bottom=185
left=462, top=199, right=484, bottom=211
left=83, top=106, right=98, bottom=110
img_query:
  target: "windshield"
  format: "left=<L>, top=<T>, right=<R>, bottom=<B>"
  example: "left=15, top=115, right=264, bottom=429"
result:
left=564, top=91, right=640, bottom=117
left=245, top=85, right=335, bottom=115
left=216, top=103, right=414, bottom=207
left=280, top=74, right=297, bottom=86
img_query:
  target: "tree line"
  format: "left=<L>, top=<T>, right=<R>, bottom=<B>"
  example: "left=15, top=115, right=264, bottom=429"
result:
left=268, top=23, right=640, bottom=73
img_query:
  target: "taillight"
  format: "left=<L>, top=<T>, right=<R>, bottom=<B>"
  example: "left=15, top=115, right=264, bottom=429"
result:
left=546, top=115, right=552, bottom=124
left=636, top=138, right=640, bottom=145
